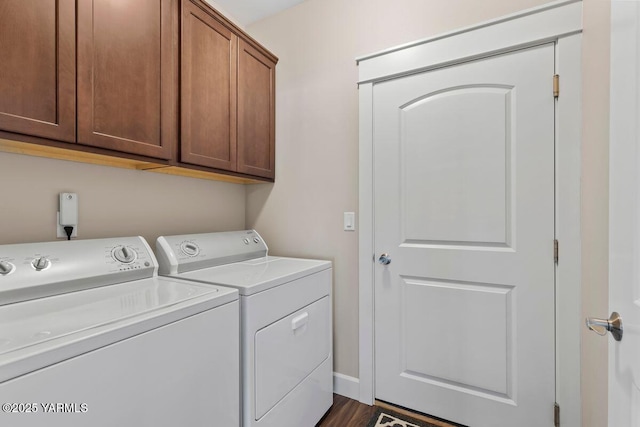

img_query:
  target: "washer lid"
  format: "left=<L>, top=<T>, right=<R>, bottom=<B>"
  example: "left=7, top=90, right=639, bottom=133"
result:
left=174, top=256, right=332, bottom=295
left=0, top=277, right=238, bottom=383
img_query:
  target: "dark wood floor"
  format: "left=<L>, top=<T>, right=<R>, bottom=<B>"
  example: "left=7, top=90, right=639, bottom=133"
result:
left=317, top=394, right=459, bottom=427
left=317, top=394, right=377, bottom=427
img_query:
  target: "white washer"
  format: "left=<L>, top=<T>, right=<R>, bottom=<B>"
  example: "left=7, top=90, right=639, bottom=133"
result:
left=156, top=230, right=333, bottom=427
left=0, top=237, right=239, bottom=427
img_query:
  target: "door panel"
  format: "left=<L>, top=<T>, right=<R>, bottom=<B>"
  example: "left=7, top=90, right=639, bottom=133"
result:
left=181, top=0, right=237, bottom=170
left=237, top=40, right=276, bottom=179
left=0, top=0, right=75, bottom=142
left=401, top=86, right=511, bottom=245
left=609, top=2, right=640, bottom=425
left=403, top=278, right=512, bottom=396
left=374, top=45, right=555, bottom=427
left=77, top=0, right=175, bottom=159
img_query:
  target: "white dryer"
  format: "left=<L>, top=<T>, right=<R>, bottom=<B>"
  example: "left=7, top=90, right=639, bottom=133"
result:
left=156, top=230, right=333, bottom=427
left=0, top=236, right=239, bottom=427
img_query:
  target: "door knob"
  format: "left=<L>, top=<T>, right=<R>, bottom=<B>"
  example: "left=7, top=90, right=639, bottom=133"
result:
left=586, top=312, right=623, bottom=341
left=378, top=253, right=391, bottom=265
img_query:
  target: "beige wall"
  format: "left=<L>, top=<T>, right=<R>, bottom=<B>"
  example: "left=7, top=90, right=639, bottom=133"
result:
left=246, top=1, right=611, bottom=421
left=0, top=152, right=246, bottom=246
left=581, top=1, right=610, bottom=427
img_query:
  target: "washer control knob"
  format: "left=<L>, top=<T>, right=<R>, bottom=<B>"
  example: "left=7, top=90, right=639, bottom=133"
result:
left=0, top=261, right=14, bottom=275
left=113, top=246, right=136, bottom=264
left=253, top=237, right=260, bottom=244
left=181, top=242, right=199, bottom=257
left=243, top=238, right=250, bottom=245
left=32, top=257, right=50, bottom=271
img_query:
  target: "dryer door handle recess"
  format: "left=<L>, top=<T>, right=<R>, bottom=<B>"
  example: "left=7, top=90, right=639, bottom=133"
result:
left=291, top=312, right=309, bottom=331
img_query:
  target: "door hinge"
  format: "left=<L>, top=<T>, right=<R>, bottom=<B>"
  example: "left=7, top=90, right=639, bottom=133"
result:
left=554, top=239, right=559, bottom=263
left=553, top=74, right=560, bottom=98
left=554, top=402, right=560, bottom=427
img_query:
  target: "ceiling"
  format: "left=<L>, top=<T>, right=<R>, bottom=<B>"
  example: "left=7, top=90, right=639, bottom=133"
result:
left=208, top=0, right=308, bottom=26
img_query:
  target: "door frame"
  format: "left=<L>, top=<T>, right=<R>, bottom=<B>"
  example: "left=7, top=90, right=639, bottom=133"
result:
left=357, top=1, right=583, bottom=425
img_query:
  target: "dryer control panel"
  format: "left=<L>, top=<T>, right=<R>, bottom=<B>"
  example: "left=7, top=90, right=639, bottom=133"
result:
left=0, top=237, right=158, bottom=306
left=156, top=230, right=268, bottom=275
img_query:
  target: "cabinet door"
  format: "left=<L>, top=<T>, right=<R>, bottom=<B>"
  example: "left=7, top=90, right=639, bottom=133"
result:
left=181, top=0, right=237, bottom=170
left=237, top=40, right=276, bottom=179
left=77, top=0, right=176, bottom=159
left=0, top=0, right=75, bottom=143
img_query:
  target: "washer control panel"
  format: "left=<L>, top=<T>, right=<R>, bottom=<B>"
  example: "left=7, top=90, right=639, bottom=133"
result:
left=0, top=237, right=158, bottom=306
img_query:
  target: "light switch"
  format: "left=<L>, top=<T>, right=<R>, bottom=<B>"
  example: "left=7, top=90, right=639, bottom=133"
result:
left=344, top=212, right=355, bottom=231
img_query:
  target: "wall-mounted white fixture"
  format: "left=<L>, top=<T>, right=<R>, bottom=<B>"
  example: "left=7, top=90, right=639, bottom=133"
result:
left=344, top=212, right=355, bottom=231
left=57, top=192, right=78, bottom=239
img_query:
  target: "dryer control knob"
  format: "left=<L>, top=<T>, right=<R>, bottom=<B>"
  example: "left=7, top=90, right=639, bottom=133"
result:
left=32, top=257, right=50, bottom=271
left=181, top=242, right=199, bottom=257
left=0, top=261, right=14, bottom=275
left=113, top=246, right=136, bottom=264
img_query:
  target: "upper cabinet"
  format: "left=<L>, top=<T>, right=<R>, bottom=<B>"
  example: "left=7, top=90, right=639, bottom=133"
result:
left=237, top=40, right=276, bottom=179
left=180, top=0, right=277, bottom=179
left=0, top=0, right=277, bottom=182
left=0, top=0, right=76, bottom=143
left=181, top=0, right=237, bottom=170
left=77, top=0, right=176, bottom=160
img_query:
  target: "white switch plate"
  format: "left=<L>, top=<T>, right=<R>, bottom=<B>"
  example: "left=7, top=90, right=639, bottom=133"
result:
left=344, top=212, right=355, bottom=231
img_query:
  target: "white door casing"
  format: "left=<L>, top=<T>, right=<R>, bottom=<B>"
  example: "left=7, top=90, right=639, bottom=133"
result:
left=373, top=44, right=555, bottom=427
left=358, top=1, right=583, bottom=426
left=608, top=2, right=640, bottom=425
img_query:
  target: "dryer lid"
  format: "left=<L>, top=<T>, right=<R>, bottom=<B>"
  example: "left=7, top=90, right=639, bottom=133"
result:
left=174, top=256, right=331, bottom=295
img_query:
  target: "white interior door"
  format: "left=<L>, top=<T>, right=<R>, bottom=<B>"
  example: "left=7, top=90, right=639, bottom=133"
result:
left=607, top=2, right=640, bottom=425
left=373, top=44, right=556, bottom=427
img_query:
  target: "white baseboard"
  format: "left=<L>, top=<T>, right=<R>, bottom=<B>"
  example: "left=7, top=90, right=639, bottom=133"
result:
left=333, top=372, right=360, bottom=401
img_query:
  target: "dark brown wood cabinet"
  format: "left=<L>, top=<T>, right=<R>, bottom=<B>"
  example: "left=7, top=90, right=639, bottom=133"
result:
left=77, top=0, right=176, bottom=160
left=0, top=0, right=76, bottom=143
left=237, top=40, right=276, bottom=179
left=180, top=0, right=278, bottom=179
left=0, top=0, right=277, bottom=183
left=181, top=0, right=237, bottom=170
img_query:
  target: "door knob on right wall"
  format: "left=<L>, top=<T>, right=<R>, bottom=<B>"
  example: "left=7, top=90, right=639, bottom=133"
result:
left=586, top=312, right=623, bottom=341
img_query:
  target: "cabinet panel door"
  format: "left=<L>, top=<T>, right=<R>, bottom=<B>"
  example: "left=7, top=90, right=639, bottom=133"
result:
left=181, top=0, right=237, bottom=170
left=237, top=40, right=276, bottom=179
left=0, top=0, right=75, bottom=142
left=77, top=0, right=176, bottom=159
